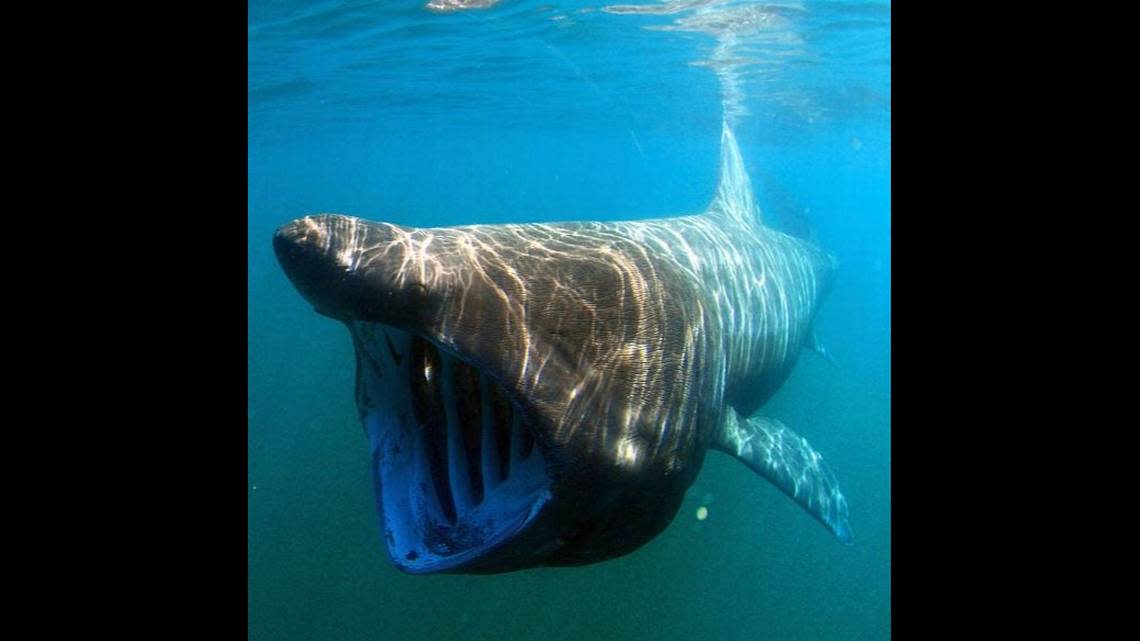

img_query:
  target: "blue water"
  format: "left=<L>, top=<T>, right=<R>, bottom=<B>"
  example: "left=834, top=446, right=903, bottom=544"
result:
left=249, top=1, right=890, bottom=639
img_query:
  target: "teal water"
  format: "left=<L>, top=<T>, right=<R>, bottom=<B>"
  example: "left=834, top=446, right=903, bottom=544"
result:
left=249, top=1, right=890, bottom=639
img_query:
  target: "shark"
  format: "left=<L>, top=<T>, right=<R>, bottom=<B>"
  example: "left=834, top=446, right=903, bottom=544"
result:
left=273, top=123, right=852, bottom=574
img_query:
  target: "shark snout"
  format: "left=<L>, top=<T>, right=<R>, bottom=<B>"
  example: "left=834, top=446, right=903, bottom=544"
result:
left=274, top=215, right=364, bottom=320
left=274, top=214, right=445, bottom=326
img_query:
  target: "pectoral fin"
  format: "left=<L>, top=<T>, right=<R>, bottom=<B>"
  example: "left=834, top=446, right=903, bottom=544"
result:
left=806, top=329, right=836, bottom=366
left=714, top=407, right=853, bottom=544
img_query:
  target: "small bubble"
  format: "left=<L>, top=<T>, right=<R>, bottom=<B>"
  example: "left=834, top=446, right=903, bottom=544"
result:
left=696, top=506, right=708, bottom=520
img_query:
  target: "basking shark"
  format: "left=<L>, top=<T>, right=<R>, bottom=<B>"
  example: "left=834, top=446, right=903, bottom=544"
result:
left=273, top=123, right=852, bottom=574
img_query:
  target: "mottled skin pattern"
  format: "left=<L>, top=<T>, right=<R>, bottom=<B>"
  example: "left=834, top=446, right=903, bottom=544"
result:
left=275, top=125, right=850, bottom=571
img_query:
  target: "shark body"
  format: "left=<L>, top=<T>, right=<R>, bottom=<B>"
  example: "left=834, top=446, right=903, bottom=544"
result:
left=273, top=124, right=851, bottom=574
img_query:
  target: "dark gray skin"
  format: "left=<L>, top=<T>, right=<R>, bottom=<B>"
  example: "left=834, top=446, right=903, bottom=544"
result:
left=274, top=125, right=851, bottom=574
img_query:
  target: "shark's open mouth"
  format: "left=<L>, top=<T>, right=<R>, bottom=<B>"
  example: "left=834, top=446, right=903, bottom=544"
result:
left=352, top=324, right=551, bottom=573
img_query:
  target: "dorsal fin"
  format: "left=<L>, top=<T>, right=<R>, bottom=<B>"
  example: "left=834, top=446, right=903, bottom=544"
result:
left=710, top=121, right=762, bottom=228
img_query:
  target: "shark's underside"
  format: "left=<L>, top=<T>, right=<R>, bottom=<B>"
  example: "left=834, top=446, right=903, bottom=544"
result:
left=273, top=124, right=851, bottom=574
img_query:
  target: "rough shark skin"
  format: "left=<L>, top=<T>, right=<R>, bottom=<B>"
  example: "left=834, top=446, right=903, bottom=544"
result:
left=274, top=124, right=851, bottom=574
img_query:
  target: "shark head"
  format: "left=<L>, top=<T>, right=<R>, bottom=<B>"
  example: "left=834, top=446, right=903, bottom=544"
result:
left=274, top=214, right=716, bottom=574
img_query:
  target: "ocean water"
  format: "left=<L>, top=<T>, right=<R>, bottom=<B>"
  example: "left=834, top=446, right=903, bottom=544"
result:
left=248, top=1, right=890, bottom=639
